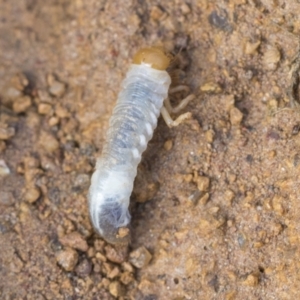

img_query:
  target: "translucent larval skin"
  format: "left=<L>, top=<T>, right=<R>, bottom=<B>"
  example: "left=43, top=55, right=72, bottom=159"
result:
left=89, top=63, right=171, bottom=244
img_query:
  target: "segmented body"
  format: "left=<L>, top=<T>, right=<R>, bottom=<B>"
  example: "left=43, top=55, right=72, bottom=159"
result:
left=89, top=63, right=171, bottom=244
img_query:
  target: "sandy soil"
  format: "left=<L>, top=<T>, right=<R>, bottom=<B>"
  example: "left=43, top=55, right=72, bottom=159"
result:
left=1, top=0, right=300, bottom=299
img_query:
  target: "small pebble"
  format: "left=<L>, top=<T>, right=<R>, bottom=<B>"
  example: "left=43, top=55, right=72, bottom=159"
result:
left=199, top=193, right=210, bottom=205
left=230, top=107, right=243, bottom=126
left=56, top=248, right=78, bottom=271
left=37, top=89, right=53, bottom=103
left=181, top=3, right=191, bottom=15
left=150, top=6, right=165, bottom=21
left=75, top=259, right=92, bottom=277
left=74, top=174, right=90, bottom=190
left=209, top=206, right=220, bottom=215
left=93, top=263, right=101, bottom=273
left=0, top=191, right=15, bottom=206
left=244, top=40, right=261, bottom=55
left=24, top=156, right=40, bottom=169
left=0, top=141, right=6, bottom=153
left=0, top=160, right=10, bottom=176
left=109, top=281, right=124, bottom=297
left=117, top=227, right=130, bottom=239
left=184, top=174, right=193, bottom=183
left=242, top=273, right=259, bottom=286
left=198, top=216, right=224, bottom=234
left=272, top=195, right=284, bottom=215
left=120, top=271, right=134, bottom=285
left=59, top=231, right=88, bottom=252
left=5, top=87, right=22, bottom=100
left=225, top=291, right=237, bottom=300
left=188, top=190, right=203, bottom=205
left=121, top=261, right=134, bottom=273
left=60, top=278, right=73, bottom=293
left=129, top=246, right=152, bottom=268
left=224, top=189, right=235, bottom=206
left=237, top=233, right=248, bottom=248
left=223, top=95, right=235, bottom=112
left=49, top=80, right=66, bottom=97
left=94, top=239, right=105, bottom=252
left=10, top=73, right=28, bottom=89
left=209, top=10, right=233, bottom=32
left=95, top=252, right=107, bottom=262
left=105, top=245, right=128, bottom=264
left=0, top=126, right=15, bottom=140
left=135, top=182, right=159, bottom=203
left=0, top=221, right=10, bottom=234
left=40, top=156, right=57, bottom=172
left=194, top=175, right=210, bottom=192
left=48, top=116, right=59, bottom=126
left=25, top=187, right=41, bottom=204
left=12, top=96, right=32, bottom=113
left=205, top=129, right=215, bottom=143
left=38, top=103, right=52, bottom=115
left=107, top=266, right=120, bottom=279
left=263, top=46, right=281, bottom=70
left=9, top=255, right=24, bottom=273
left=200, top=82, right=222, bottom=93
left=55, top=105, right=69, bottom=118
left=39, top=131, right=59, bottom=153
left=23, top=167, right=42, bottom=184
left=164, top=140, right=173, bottom=151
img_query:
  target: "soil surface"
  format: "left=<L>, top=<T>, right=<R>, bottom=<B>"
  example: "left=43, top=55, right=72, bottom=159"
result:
left=1, top=0, right=300, bottom=299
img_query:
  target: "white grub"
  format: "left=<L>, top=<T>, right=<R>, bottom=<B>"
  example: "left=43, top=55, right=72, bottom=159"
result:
left=89, top=47, right=195, bottom=244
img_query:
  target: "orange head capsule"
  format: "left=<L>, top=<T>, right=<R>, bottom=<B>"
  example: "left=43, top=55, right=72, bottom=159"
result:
left=133, top=47, right=172, bottom=70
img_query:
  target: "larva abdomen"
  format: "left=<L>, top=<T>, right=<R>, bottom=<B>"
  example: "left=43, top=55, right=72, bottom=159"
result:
left=89, top=63, right=171, bottom=244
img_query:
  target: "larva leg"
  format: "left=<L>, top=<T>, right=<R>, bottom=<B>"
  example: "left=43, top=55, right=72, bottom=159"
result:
left=169, top=85, right=190, bottom=94
left=164, top=94, right=195, bottom=114
left=165, top=85, right=195, bottom=114
left=161, top=106, right=192, bottom=128
left=162, top=84, right=195, bottom=127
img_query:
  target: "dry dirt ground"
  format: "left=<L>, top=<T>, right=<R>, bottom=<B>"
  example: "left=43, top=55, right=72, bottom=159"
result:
left=1, top=0, right=300, bottom=299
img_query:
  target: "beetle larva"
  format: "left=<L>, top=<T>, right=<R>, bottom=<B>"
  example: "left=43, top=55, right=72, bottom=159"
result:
left=89, top=47, right=195, bottom=244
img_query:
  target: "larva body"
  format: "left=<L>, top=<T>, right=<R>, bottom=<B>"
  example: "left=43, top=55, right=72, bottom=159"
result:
left=89, top=48, right=172, bottom=244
